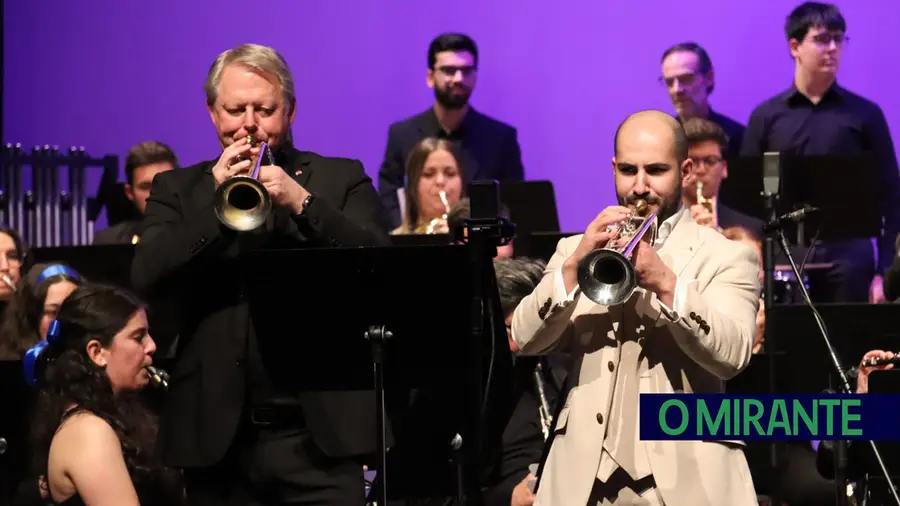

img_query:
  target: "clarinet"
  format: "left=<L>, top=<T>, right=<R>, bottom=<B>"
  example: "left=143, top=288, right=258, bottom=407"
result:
left=145, top=365, right=169, bottom=389
left=534, top=361, right=553, bottom=440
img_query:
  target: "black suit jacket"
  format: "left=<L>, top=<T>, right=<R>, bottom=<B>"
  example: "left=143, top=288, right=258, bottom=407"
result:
left=378, top=107, right=525, bottom=228
left=92, top=220, right=141, bottom=245
left=131, top=145, right=390, bottom=468
left=718, top=202, right=765, bottom=241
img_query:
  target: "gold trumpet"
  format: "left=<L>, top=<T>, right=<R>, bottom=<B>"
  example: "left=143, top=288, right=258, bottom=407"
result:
left=696, top=181, right=717, bottom=226
left=414, top=190, right=451, bottom=234
left=213, top=136, right=273, bottom=231
left=577, top=199, right=659, bottom=306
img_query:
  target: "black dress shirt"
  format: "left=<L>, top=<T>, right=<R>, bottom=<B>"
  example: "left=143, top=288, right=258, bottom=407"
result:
left=378, top=107, right=525, bottom=228
left=741, top=83, right=900, bottom=274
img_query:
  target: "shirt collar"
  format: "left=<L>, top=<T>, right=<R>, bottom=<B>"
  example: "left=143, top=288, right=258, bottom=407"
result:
left=654, top=206, right=685, bottom=248
left=422, top=106, right=475, bottom=138
left=781, top=81, right=845, bottom=105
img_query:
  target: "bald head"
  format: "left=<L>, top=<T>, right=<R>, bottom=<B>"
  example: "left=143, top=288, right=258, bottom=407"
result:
left=614, top=110, right=688, bottom=165
left=611, top=109, right=688, bottom=224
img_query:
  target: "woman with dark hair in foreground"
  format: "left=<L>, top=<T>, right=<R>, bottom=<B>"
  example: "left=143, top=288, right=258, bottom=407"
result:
left=24, top=282, right=183, bottom=505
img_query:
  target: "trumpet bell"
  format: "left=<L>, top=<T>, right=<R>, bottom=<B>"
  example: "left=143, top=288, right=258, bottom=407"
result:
left=576, top=199, right=658, bottom=306
left=214, top=176, right=272, bottom=231
left=577, top=248, right=637, bottom=306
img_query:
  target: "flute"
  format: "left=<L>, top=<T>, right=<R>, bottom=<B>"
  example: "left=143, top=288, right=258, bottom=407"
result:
left=860, top=354, right=900, bottom=367
left=145, top=365, right=169, bottom=389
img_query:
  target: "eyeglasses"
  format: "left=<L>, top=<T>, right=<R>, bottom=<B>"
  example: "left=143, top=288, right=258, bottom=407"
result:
left=435, top=65, right=477, bottom=78
left=690, top=156, right=724, bottom=168
left=1, top=250, right=22, bottom=264
left=809, top=32, right=849, bottom=47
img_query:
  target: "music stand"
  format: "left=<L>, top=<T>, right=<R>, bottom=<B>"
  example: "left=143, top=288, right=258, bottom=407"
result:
left=515, top=231, right=578, bottom=262
left=497, top=181, right=558, bottom=258
left=723, top=154, right=881, bottom=245
left=0, top=361, right=33, bottom=503
left=766, top=304, right=900, bottom=393
left=30, top=245, right=135, bottom=287
left=389, top=233, right=451, bottom=248
left=498, top=181, right=560, bottom=234
left=240, top=244, right=514, bottom=505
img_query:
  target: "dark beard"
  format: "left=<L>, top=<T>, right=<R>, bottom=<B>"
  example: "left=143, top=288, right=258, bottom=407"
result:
left=434, top=86, right=471, bottom=110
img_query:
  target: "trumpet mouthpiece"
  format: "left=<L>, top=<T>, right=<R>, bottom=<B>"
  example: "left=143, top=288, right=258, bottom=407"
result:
left=633, top=199, right=649, bottom=215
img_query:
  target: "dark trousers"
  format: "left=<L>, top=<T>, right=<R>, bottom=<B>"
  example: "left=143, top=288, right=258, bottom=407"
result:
left=778, top=238, right=875, bottom=303
left=183, top=425, right=366, bottom=506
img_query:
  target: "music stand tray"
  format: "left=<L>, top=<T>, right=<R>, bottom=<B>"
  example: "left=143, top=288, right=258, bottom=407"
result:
left=240, top=244, right=513, bottom=503
left=499, top=181, right=560, bottom=233
left=30, top=244, right=136, bottom=288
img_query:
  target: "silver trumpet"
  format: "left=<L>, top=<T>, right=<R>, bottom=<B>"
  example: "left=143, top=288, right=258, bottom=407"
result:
left=1, top=274, right=16, bottom=292
left=214, top=137, right=273, bottom=232
left=534, top=362, right=553, bottom=440
left=145, top=365, right=169, bottom=389
left=577, top=199, right=659, bottom=306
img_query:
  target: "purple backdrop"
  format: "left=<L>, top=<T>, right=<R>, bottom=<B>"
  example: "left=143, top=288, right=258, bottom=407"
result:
left=4, top=0, right=898, bottom=232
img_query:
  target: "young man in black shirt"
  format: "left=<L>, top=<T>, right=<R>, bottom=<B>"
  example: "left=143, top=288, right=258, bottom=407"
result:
left=742, top=2, right=900, bottom=303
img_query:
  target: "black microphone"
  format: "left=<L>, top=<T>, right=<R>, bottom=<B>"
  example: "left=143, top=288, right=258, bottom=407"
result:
left=763, top=205, right=820, bottom=232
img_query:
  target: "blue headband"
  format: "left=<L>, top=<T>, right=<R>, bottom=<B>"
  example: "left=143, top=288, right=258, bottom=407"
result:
left=36, top=264, right=80, bottom=285
left=23, top=319, right=62, bottom=387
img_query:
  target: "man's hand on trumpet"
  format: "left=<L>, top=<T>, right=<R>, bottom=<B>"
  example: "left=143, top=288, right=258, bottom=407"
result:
left=212, top=137, right=261, bottom=188
left=561, top=205, right=632, bottom=293
left=689, top=202, right=717, bottom=229
left=257, top=165, right=311, bottom=214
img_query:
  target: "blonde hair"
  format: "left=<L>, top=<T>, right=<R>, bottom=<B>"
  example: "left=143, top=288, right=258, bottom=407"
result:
left=204, top=43, right=296, bottom=109
left=397, top=138, right=465, bottom=234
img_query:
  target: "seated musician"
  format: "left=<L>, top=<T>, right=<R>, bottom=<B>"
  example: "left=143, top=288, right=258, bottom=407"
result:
left=447, top=197, right=514, bottom=260
left=0, top=263, right=82, bottom=361
left=682, top=117, right=764, bottom=239
left=92, top=141, right=177, bottom=245
left=721, top=226, right=765, bottom=354
left=391, top=137, right=465, bottom=235
left=492, top=257, right=569, bottom=506
left=0, top=226, right=31, bottom=316
left=816, top=350, right=895, bottom=488
left=23, top=283, right=183, bottom=506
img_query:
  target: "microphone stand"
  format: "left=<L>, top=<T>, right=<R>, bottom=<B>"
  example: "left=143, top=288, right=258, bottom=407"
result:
left=765, top=218, right=900, bottom=506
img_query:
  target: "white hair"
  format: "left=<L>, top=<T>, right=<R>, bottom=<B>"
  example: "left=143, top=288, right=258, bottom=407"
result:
left=204, top=43, right=295, bottom=109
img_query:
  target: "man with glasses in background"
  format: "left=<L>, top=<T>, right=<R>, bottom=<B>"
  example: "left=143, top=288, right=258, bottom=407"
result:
left=742, top=1, right=900, bottom=304
left=682, top=118, right=764, bottom=239
left=659, top=42, right=745, bottom=158
left=378, top=33, right=526, bottom=229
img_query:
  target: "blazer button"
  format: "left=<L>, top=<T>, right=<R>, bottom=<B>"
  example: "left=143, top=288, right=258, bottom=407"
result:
left=235, top=358, right=244, bottom=367
left=690, top=312, right=697, bottom=319
left=596, top=413, right=604, bottom=424
left=608, top=361, right=615, bottom=372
